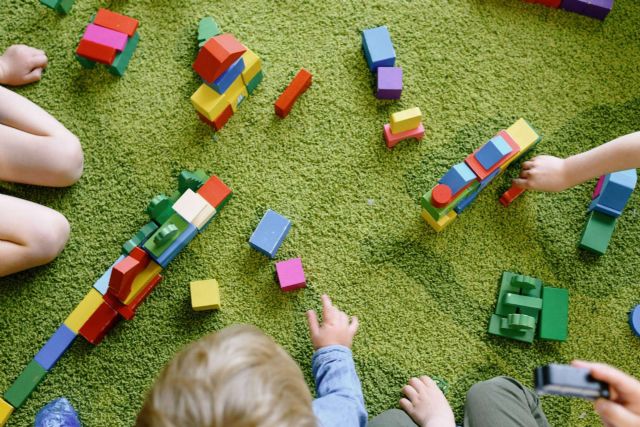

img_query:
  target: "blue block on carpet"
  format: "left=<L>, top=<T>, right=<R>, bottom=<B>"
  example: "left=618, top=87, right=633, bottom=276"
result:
left=249, top=209, right=291, bottom=258
left=34, top=325, right=77, bottom=371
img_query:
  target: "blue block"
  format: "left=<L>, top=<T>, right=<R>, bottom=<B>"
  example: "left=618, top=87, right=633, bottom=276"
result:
left=479, top=168, right=501, bottom=190
left=249, top=209, right=291, bottom=258
left=475, top=135, right=513, bottom=170
left=362, top=26, right=395, bottom=72
left=93, top=255, right=126, bottom=295
left=590, top=169, right=637, bottom=217
left=153, top=223, right=198, bottom=268
left=208, top=57, right=245, bottom=94
left=588, top=199, right=621, bottom=218
left=630, top=305, right=640, bottom=337
left=439, top=163, right=477, bottom=194
left=454, top=188, right=480, bottom=214
left=34, top=325, right=77, bottom=371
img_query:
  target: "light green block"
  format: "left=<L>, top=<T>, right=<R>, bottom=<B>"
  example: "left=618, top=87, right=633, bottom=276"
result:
left=504, top=293, right=543, bottom=310
left=488, top=314, right=534, bottom=343
left=143, top=213, right=190, bottom=258
left=539, top=287, right=569, bottom=341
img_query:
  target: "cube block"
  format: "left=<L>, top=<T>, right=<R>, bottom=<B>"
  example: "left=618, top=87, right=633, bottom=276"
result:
left=197, top=175, right=233, bottom=209
left=190, top=279, right=220, bottom=311
left=249, top=210, right=291, bottom=258
left=362, top=26, right=396, bottom=71
left=4, top=360, right=47, bottom=409
left=579, top=210, right=617, bottom=255
left=276, top=258, right=306, bottom=291
left=376, top=66, right=402, bottom=99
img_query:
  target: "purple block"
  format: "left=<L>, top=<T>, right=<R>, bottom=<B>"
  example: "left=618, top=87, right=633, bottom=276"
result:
left=82, top=24, right=128, bottom=51
left=561, top=0, right=587, bottom=13
left=376, top=66, right=402, bottom=100
left=584, top=0, right=613, bottom=20
left=275, top=258, right=306, bottom=292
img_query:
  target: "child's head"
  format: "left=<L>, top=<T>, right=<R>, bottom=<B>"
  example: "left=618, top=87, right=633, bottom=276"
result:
left=136, top=324, right=317, bottom=427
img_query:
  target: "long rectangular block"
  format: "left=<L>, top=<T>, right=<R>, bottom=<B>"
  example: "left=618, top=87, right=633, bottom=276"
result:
left=249, top=210, right=291, bottom=258
left=504, top=118, right=541, bottom=156
left=589, top=169, right=637, bottom=217
left=191, top=84, right=231, bottom=121
left=390, top=107, right=422, bottom=134
left=4, top=360, right=47, bottom=409
left=76, top=39, right=116, bottom=65
left=64, top=289, right=104, bottom=334
left=362, top=26, right=395, bottom=71
left=579, top=210, right=617, bottom=255
left=94, top=8, right=139, bottom=37
left=421, top=209, right=456, bottom=232
left=108, top=31, right=140, bottom=77
left=153, top=223, right=198, bottom=267
left=79, top=302, right=120, bottom=345
left=0, top=398, right=12, bottom=426
left=143, top=213, right=191, bottom=259
left=240, top=49, right=261, bottom=85
left=34, top=325, right=77, bottom=371
left=274, top=68, right=312, bottom=118
left=82, top=24, right=128, bottom=51
left=539, top=287, right=569, bottom=341
left=209, top=57, right=245, bottom=94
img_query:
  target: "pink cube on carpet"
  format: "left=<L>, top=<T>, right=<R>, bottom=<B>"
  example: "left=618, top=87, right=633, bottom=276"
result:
left=592, top=175, right=605, bottom=199
left=275, top=258, right=306, bottom=291
left=383, top=123, right=424, bottom=149
left=83, top=24, right=128, bottom=51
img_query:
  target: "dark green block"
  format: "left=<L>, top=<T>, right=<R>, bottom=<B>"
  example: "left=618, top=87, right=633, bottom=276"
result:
left=539, top=287, right=569, bottom=341
left=197, top=17, right=221, bottom=45
left=488, top=314, right=534, bottom=343
left=495, top=271, right=541, bottom=316
left=147, top=194, right=175, bottom=225
left=504, top=293, right=542, bottom=311
left=75, top=54, right=96, bottom=69
left=507, top=313, right=536, bottom=330
left=143, top=213, right=190, bottom=258
left=122, top=221, right=159, bottom=255
left=4, top=360, right=47, bottom=408
left=246, top=70, right=264, bottom=95
left=55, top=0, right=73, bottom=13
left=579, top=211, right=616, bottom=255
left=420, top=181, right=479, bottom=221
left=109, top=31, right=140, bottom=77
left=40, top=0, right=58, bottom=8
left=178, top=170, right=208, bottom=194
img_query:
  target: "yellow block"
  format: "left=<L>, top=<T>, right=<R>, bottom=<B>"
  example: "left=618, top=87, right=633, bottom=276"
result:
left=505, top=118, right=540, bottom=153
left=390, top=107, right=422, bottom=134
left=421, top=208, right=457, bottom=232
left=224, top=77, right=248, bottom=112
left=240, top=49, right=262, bottom=86
left=190, top=279, right=220, bottom=311
left=190, top=84, right=230, bottom=121
left=123, top=261, right=163, bottom=305
left=0, top=398, right=13, bottom=427
left=64, top=289, right=103, bottom=334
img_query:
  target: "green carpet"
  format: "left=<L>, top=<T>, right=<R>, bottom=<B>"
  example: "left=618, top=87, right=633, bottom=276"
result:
left=1, top=0, right=640, bottom=425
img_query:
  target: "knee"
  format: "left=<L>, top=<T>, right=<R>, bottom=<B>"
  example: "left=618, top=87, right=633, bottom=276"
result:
left=51, top=132, right=84, bottom=187
left=26, top=211, right=70, bottom=265
left=466, top=377, right=511, bottom=406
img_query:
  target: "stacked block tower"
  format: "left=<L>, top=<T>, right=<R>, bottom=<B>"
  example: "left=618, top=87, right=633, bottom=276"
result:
left=579, top=169, right=637, bottom=255
left=488, top=272, right=569, bottom=343
left=421, top=118, right=541, bottom=232
left=0, top=171, right=232, bottom=426
left=523, top=0, right=614, bottom=20
left=362, top=26, right=402, bottom=100
left=383, top=107, right=425, bottom=149
left=191, top=18, right=263, bottom=131
left=40, top=0, right=74, bottom=14
left=75, top=9, right=140, bottom=76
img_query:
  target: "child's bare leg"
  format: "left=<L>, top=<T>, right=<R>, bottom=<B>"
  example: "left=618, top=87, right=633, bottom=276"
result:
left=399, top=376, right=456, bottom=427
left=0, top=194, right=70, bottom=277
left=0, top=85, right=83, bottom=187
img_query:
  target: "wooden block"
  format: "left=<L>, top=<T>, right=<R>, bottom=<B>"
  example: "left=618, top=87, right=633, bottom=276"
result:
left=172, top=189, right=214, bottom=225
left=198, top=17, right=221, bottom=44
left=122, top=260, right=162, bottom=305
left=64, top=289, right=104, bottom=334
left=108, top=247, right=150, bottom=302
left=82, top=23, right=128, bottom=51
left=249, top=210, right=291, bottom=258
left=0, top=398, right=13, bottom=426
left=190, top=279, right=220, bottom=311
left=193, top=34, right=247, bottom=83
left=94, top=8, right=139, bottom=37
left=431, top=184, right=453, bottom=208
left=122, top=274, right=162, bottom=317
left=465, top=130, right=519, bottom=180
left=108, top=31, right=140, bottom=77
left=224, top=76, right=248, bottom=112
left=274, top=68, right=312, bottom=118
left=361, top=26, right=396, bottom=71
left=488, top=314, right=534, bottom=343
left=505, top=118, right=541, bottom=154
left=390, top=107, right=422, bottom=134
left=245, top=70, right=264, bottom=95
left=34, top=325, right=76, bottom=371
left=579, top=210, right=617, bottom=255
left=240, top=49, right=261, bottom=85
left=76, top=39, right=116, bottom=65
left=197, top=176, right=232, bottom=209
left=212, top=104, right=234, bottom=131
left=79, top=302, right=119, bottom=345
left=122, top=221, right=158, bottom=255
left=147, top=194, right=175, bottom=225
left=143, top=213, right=191, bottom=259
left=153, top=223, right=198, bottom=268
left=55, top=0, right=73, bottom=13
left=383, top=123, right=424, bottom=149
left=4, top=360, right=47, bottom=408
left=275, top=258, right=306, bottom=291
left=421, top=181, right=479, bottom=221
left=539, top=287, right=569, bottom=341
left=504, top=293, right=543, bottom=310
left=499, top=185, right=526, bottom=207
left=191, top=84, right=230, bottom=121
left=421, top=208, right=456, bottom=232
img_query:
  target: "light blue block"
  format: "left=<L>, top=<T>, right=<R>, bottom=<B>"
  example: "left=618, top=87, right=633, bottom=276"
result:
left=93, top=255, right=126, bottom=295
left=362, top=26, right=395, bottom=72
left=590, top=169, right=637, bottom=216
left=475, top=135, right=512, bottom=170
left=153, top=223, right=198, bottom=268
left=208, top=57, right=245, bottom=94
left=249, top=209, right=291, bottom=258
left=34, top=325, right=76, bottom=371
left=439, top=162, right=477, bottom=194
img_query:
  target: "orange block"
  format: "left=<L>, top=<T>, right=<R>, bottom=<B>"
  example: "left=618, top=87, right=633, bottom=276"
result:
left=193, top=34, right=246, bottom=84
left=197, top=176, right=232, bottom=209
left=500, top=185, right=526, bottom=207
left=79, top=301, right=119, bottom=345
left=274, top=68, right=312, bottom=118
left=94, top=8, right=139, bottom=37
left=464, top=130, right=519, bottom=181
left=76, top=39, right=116, bottom=65
left=108, top=247, right=149, bottom=301
left=431, top=184, right=453, bottom=208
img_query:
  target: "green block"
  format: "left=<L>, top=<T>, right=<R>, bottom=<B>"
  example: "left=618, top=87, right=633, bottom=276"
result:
left=4, top=360, right=47, bottom=408
left=40, top=0, right=59, bottom=9
left=147, top=195, right=175, bottom=225
left=495, top=271, right=541, bottom=316
left=75, top=54, right=96, bottom=69
left=539, top=287, right=569, bottom=341
left=55, top=0, right=73, bottom=13
left=420, top=181, right=479, bottom=221
left=579, top=211, right=616, bottom=255
left=488, top=314, right=534, bottom=343
left=178, top=170, right=208, bottom=194
left=507, top=313, right=536, bottom=330
left=246, top=70, right=264, bottom=95
left=198, top=17, right=221, bottom=45
left=108, top=31, right=140, bottom=77
left=143, top=213, right=190, bottom=258
left=122, top=221, right=159, bottom=255
left=512, top=274, right=537, bottom=291
left=504, top=293, right=543, bottom=311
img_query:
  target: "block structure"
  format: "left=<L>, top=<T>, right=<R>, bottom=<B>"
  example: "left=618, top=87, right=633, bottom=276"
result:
left=249, top=210, right=291, bottom=258
left=274, top=69, right=312, bottom=118
left=275, top=258, right=307, bottom=291
left=383, top=107, right=425, bottom=149
left=190, top=279, right=221, bottom=311
left=376, top=67, right=402, bottom=99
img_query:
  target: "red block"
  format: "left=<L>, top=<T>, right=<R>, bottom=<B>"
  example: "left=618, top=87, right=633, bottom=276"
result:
left=192, top=34, right=246, bottom=84
left=79, top=302, right=119, bottom=345
left=465, top=130, right=520, bottom=181
left=103, top=274, right=162, bottom=320
left=383, top=123, right=425, bottom=149
left=431, top=184, right=453, bottom=208
left=76, top=39, right=116, bottom=65
left=197, top=176, right=232, bottom=209
left=108, top=247, right=149, bottom=302
left=523, top=0, right=561, bottom=7
left=274, top=68, right=312, bottom=118
left=197, top=104, right=233, bottom=131
left=499, top=185, right=526, bottom=207
left=94, top=8, right=139, bottom=37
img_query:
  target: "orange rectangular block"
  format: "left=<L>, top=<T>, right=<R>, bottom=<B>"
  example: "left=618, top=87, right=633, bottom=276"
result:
left=108, top=247, right=149, bottom=302
left=94, top=8, right=139, bottom=37
left=274, top=68, right=312, bottom=118
left=79, top=301, right=119, bottom=345
left=76, top=39, right=116, bottom=65
left=500, top=185, right=526, bottom=207
left=197, top=176, right=232, bottom=209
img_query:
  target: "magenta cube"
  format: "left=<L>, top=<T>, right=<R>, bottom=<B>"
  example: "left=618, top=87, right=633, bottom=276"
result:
left=82, top=24, right=129, bottom=51
left=376, top=66, right=402, bottom=99
left=275, top=258, right=306, bottom=291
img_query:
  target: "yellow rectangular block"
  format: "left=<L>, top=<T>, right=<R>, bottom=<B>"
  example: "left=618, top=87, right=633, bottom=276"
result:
left=64, top=289, right=103, bottom=334
left=191, top=84, right=230, bottom=121
left=190, top=279, right=220, bottom=311
left=224, top=77, right=248, bottom=112
left=390, top=107, right=422, bottom=134
left=240, top=49, right=261, bottom=86
left=123, top=260, right=163, bottom=305
left=421, top=208, right=457, bottom=232
left=505, top=118, right=540, bottom=153
left=0, top=398, right=13, bottom=426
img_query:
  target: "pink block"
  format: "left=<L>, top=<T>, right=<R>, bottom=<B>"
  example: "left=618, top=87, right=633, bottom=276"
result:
left=82, top=24, right=128, bottom=52
left=275, top=258, right=306, bottom=292
left=592, top=175, right=605, bottom=199
left=383, top=123, right=425, bottom=149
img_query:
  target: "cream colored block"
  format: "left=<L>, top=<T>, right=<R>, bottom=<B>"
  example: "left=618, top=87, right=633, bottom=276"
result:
left=421, top=208, right=456, bottom=232
left=190, top=279, right=220, bottom=311
left=192, top=204, right=217, bottom=229
left=64, top=289, right=103, bottom=334
left=173, top=189, right=210, bottom=223
left=225, top=76, right=248, bottom=112
left=390, top=107, right=422, bottom=134
left=191, top=84, right=230, bottom=121
left=240, top=49, right=261, bottom=85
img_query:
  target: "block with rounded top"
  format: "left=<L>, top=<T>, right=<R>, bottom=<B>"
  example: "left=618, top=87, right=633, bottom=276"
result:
left=431, top=184, right=452, bottom=208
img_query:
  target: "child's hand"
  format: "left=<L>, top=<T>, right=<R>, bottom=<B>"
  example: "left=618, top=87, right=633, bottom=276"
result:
left=572, top=360, right=640, bottom=427
left=0, top=45, right=48, bottom=86
left=512, top=155, right=571, bottom=192
left=306, top=294, right=359, bottom=350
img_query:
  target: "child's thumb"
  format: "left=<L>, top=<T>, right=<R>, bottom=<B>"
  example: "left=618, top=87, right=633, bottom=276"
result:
left=595, top=399, right=640, bottom=426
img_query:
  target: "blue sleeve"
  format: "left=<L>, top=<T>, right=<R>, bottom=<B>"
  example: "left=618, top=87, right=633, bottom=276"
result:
left=311, top=345, right=367, bottom=427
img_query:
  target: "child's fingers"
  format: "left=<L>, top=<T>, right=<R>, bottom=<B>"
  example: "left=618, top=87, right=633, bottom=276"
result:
left=402, top=384, right=419, bottom=401
left=512, top=178, right=530, bottom=189
left=595, top=399, right=640, bottom=426
left=399, top=397, right=413, bottom=412
left=30, top=55, right=48, bottom=69
left=521, top=160, right=535, bottom=170
left=409, top=377, right=427, bottom=393
left=572, top=360, right=640, bottom=397
left=306, top=310, right=320, bottom=337
left=349, top=315, right=359, bottom=335
left=24, top=68, right=43, bottom=83
left=321, top=294, right=337, bottom=321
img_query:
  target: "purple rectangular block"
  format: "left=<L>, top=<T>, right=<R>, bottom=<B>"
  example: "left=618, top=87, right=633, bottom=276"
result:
left=82, top=24, right=128, bottom=52
left=376, top=66, right=402, bottom=100
left=561, top=0, right=587, bottom=13
left=584, top=0, right=613, bottom=20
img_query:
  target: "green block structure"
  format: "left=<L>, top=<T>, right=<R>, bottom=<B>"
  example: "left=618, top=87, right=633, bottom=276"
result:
left=147, top=195, right=175, bottom=225
left=55, top=0, right=74, bottom=13
left=122, top=221, right=159, bottom=255
left=178, top=169, right=208, bottom=194
left=495, top=271, right=541, bottom=317
left=109, top=32, right=140, bottom=77
left=198, top=17, right=221, bottom=47
left=246, top=70, right=264, bottom=95
left=4, top=360, right=47, bottom=408
left=75, top=54, right=96, bottom=69
left=143, top=213, right=190, bottom=258
left=539, top=287, right=569, bottom=341
left=421, top=181, right=479, bottom=221
left=579, top=210, right=617, bottom=255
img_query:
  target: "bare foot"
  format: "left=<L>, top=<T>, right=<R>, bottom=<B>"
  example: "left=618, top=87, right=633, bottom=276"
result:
left=400, top=376, right=456, bottom=427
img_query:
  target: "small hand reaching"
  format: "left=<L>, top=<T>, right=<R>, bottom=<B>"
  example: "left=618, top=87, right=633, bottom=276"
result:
left=0, top=45, right=48, bottom=86
left=306, top=294, right=359, bottom=350
left=513, top=155, right=572, bottom=192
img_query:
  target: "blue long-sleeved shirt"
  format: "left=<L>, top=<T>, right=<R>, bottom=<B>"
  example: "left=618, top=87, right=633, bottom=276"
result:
left=311, top=345, right=368, bottom=427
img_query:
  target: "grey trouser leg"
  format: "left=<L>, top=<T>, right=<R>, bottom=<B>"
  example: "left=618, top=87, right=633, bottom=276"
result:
left=464, top=376, right=550, bottom=427
left=369, top=408, right=419, bottom=427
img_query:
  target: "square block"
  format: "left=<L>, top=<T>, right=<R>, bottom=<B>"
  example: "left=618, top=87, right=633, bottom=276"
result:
left=208, top=57, right=245, bottom=94
left=584, top=0, right=613, bottom=20
left=504, top=118, right=541, bottom=155
left=579, top=210, right=617, bottom=255
left=276, top=258, right=307, bottom=291
left=249, top=210, right=291, bottom=258
left=421, top=208, right=457, bottom=232
left=383, top=123, right=424, bottom=149
left=539, top=287, right=569, bottom=341
left=34, top=324, right=76, bottom=371
left=475, top=135, right=513, bottom=170
left=143, top=213, right=191, bottom=259
left=173, top=189, right=215, bottom=225
left=390, top=107, right=422, bottom=134
left=109, top=31, right=140, bottom=77
left=376, top=67, right=402, bottom=99
left=240, top=49, right=262, bottom=84
left=224, top=76, right=248, bottom=112
left=362, top=26, right=396, bottom=71
left=153, top=223, right=198, bottom=268
left=191, top=84, right=231, bottom=121
left=93, top=255, right=125, bottom=295
left=465, top=130, right=519, bottom=180
left=4, top=360, right=47, bottom=409
left=94, top=8, right=139, bottom=37
left=439, top=162, right=477, bottom=194
left=197, top=175, right=233, bottom=209
left=246, top=70, right=264, bottom=95
left=76, top=39, right=116, bottom=65
left=0, top=398, right=12, bottom=426
left=79, top=302, right=119, bottom=345
left=193, top=34, right=247, bottom=84
left=64, top=289, right=104, bottom=334
left=190, top=279, right=220, bottom=311
left=562, top=0, right=587, bottom=13
left=82, top=24, right=128, bottom=51
left=275, top=68, right=312, bottom=118
left=590, top=169, right=637, bottom=217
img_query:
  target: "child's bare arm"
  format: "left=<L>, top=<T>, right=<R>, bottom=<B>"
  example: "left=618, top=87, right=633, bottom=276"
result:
left=0, top=45, right=48, bottom=86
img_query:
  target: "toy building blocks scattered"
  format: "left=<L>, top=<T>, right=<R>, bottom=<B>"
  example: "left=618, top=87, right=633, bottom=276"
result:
left=629, top=305, right=640, bottom=337
left=190, top=279, right=221, bottom=311
left=40, top=0, right=74, bottom=14
left=249, top=209, right=291, bottom=258
left=500, top=184, right=526, bottom=207
left=362, top=26, right=396, bottom=72
left=75, top=9, right=140, bottom=76
left=377, top=67, right=402, bottom=99
left=523, top=0, right=613, bottom=19
left=383, top=107, right=425, bottom=149
left=274, top=68, right=312, bottom=118
left=275, top=258, right=307, bottom=291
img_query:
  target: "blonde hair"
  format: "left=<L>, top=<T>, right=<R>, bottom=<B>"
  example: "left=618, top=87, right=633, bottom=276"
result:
left=136, top=324, right=317, bottom=427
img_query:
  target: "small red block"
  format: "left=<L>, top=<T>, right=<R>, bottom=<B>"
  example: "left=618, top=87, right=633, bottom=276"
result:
left=499, top=185, right=526, bottom=207
left=108, top=247, right=149, bottom=302
left=274, top=68, right=312, bottom=118
left=124, top=274, right=162, bottom=316
left=198, top=105, right=234, bottom=131
left=79, top=302, right=119, bottom=345
left=431, top=184, right=453, bottom=208
left=193, top=34, right=246, bottom=83
left=76, top=39, right=116, bottom=65
left=94, top=8, right=139, bottom=37
left=197, top=176, right=232, bottom=209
